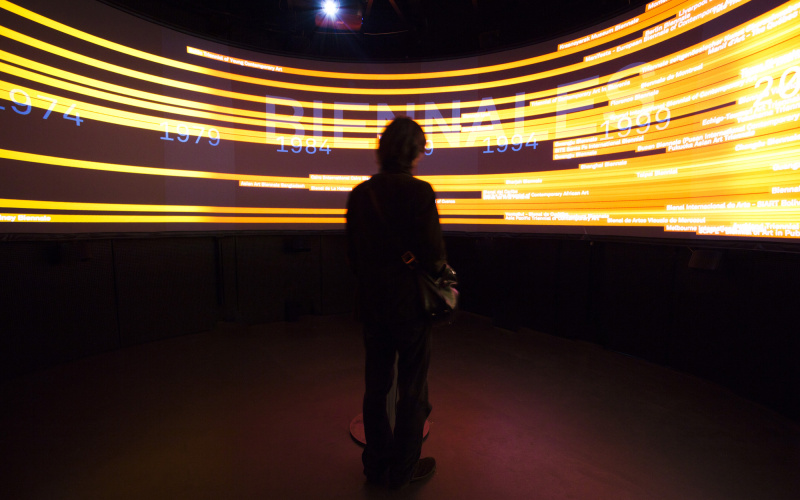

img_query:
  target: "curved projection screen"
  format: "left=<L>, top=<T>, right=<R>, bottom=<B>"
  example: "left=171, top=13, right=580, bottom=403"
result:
left=2, top=0, right=800, bottom=242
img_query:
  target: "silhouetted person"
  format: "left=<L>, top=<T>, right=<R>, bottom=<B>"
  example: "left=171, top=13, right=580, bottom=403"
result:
left=346, top=117, right=445, bottom=488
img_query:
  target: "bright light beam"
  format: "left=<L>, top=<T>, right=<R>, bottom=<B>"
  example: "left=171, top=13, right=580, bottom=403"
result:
left=322, top=1, right=338, bottom=17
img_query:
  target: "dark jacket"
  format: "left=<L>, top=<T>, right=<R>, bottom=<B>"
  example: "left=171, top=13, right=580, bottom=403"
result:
left=346, top=171, right=446, bottom=325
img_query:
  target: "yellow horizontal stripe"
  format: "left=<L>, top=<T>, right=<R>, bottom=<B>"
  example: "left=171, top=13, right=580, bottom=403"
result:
left=0, top=213, right=347, bottom=224
left=0, top=148, right=304, bottom=182
left=0, top=0, right=680, bottom=81
left=0, top=0, right=753, bottom=96
left=0, top=24, right=628, bottom=97
left=0, top=198, right=345, bottom=215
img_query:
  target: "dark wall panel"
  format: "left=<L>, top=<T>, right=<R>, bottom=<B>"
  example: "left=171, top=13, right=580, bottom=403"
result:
left=444, top=236, right=495, bottom=319
left=669, top=249, right=753, bottom=387
left=234, top=235, right=322, bottom=324
left=590, top=242, right=678, bottom=364
left=496, top=237, right=561, bottom=334
left=0, top=240, right=118, bottom=376
left=113, top=237, right=219, bottom=346
left=216, top=236, right=239, bottom=322
left=2, top=233, right=798, bottom=419
left=553, top=240, right=595, bottom=341
left=320, top=235, right=357, bottom=315
left=737, top=251, right=800, bottom=413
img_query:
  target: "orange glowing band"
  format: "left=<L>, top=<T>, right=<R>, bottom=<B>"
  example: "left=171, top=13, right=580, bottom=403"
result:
left=3, top=9, right=792, bottom=147
left=0, top=0, right=755, bottom=96
left=0, top=148, right=306, bottom=182
left=0, top=213, right=348, bottom=224
left=0, top=41, right=586, bottom=128
left=3, top=7, right=787, bottom=146
left=0, top=25, right=630, bottom=97
left=0, top=198, right=345, bottom=215
left=0, top=0, right=690, bottom=81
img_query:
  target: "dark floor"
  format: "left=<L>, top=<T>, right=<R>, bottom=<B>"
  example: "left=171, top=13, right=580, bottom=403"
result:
left=2, top=312, right=799, bottom=500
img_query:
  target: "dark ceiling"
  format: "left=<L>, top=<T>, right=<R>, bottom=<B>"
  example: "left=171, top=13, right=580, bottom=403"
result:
left=100, top=0, right=651, bottom=61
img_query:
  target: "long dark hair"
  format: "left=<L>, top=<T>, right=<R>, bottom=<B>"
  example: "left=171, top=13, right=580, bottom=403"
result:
left=377, top=117, right=426, bottom=173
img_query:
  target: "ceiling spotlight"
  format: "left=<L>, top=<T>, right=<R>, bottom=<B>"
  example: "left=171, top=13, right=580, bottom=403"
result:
left=322, top=1, right=339, bottom=17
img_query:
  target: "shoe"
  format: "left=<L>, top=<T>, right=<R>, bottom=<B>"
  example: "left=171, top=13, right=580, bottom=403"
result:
left=388, top=457, right=436, bottom=489
left=410, top=457, right=436, bottom=483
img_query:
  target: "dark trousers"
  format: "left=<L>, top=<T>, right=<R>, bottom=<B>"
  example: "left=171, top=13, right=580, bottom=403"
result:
left=362, top=319, right=432, bottom=485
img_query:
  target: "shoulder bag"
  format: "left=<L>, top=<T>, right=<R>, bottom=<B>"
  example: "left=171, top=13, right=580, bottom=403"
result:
left=365, top=184, right=459, bottom=324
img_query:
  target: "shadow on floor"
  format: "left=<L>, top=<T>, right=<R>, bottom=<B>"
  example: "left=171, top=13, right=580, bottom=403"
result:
left=2, top=313, right=799, bottom=499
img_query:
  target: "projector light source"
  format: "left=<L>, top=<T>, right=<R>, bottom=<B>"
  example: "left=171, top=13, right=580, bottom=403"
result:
left=322, top=1, right=338, bottom=17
